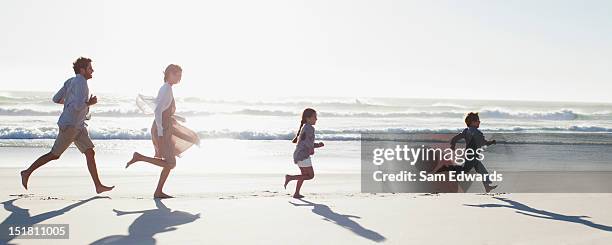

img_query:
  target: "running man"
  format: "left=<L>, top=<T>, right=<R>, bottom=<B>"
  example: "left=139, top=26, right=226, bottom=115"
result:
left=20, top=57, right=114, bottom=194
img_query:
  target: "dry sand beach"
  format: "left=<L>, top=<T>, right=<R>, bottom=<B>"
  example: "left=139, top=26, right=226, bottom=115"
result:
left=2, top=166, right=612, bottom=244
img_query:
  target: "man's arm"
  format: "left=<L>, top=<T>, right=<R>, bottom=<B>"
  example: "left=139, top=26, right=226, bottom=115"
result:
left=52, top=79, right=70, bottom=104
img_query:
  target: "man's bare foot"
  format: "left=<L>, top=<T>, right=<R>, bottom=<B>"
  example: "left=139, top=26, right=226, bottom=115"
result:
left=125, top=152, right=140, bottom=168
left=154, top=192, right=174, bottom=199
left=20, top=170, right=30, bottom=190
left=293, top=194, right=304, bottom=199
left=284, top=175, right=291, bottom=189
left=96, top=185, right=115, bottom=194
left=485, top=185, right=497, bottom=193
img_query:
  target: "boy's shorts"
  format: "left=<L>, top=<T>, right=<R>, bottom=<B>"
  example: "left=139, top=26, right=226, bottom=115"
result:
left=50, top=126, right=94, bottom=156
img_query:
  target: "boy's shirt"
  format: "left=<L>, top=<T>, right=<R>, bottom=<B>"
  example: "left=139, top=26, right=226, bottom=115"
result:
left=459, top=126, right=487, bottom=150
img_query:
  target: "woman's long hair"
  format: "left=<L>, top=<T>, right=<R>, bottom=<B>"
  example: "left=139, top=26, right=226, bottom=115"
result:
left=164, top=64, right=182, bottom=84
left=292, top=108, right=317, bottom=143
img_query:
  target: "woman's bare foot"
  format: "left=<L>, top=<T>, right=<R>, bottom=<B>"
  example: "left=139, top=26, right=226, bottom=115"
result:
left=96, top=185, right=115, bottom=194
left=293, top=194, right=304, bottom=199
left=125, top=152, right=140, bottom=168
left=20, top=170, right=30, bottom=190
left=154, top=192, right=174, bottom=199
left=284, top=175, right=291, bottom=189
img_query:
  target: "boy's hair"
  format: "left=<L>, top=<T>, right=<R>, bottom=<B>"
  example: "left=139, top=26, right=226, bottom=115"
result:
left=73, top=57, right=92, bottom=74
left=464, top=112, right=479, bottom=126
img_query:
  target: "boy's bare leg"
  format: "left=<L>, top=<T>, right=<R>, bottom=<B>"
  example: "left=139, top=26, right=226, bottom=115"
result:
left=21, top=152, right=60, bottom=190
left=84, top=148, right=114, bottom=194
left=485, top=184, right=497, bottom=193
left=430, top=160, right=446, bottom=174
left=473, top=160, right=497, bottom=192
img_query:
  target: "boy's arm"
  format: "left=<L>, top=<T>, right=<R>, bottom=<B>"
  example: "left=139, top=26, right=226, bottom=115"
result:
left=474, top=131, right=494, bottom=147
left=449, top=131, right=464, bottom=150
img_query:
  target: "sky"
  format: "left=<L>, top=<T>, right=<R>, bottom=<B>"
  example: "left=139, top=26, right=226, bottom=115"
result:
left=1, top=0, right=611, bottom=102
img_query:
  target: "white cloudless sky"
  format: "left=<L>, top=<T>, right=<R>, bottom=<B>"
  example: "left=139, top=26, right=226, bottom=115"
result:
left=1, top=0, right=611, bottom=102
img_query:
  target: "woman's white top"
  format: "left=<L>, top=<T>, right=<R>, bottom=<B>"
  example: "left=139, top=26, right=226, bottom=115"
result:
left=154, top=82, right=173, bottom=136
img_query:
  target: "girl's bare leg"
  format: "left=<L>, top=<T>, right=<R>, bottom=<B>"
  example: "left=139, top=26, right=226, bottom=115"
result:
left=284, top=174, right=297, bottom=189
left=286, top=167, right=313, bottom=198
left=284, top=167, right=305, bottom=189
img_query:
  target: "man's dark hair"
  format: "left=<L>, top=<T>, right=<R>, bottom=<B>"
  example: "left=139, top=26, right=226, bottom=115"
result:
left=464, top=112, right=479, bottom=126
left=73, top=57, right=92, bottom=74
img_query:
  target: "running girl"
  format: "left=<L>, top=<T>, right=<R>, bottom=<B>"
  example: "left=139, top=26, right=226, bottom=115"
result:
left=284, top=108, right=324, bottom=198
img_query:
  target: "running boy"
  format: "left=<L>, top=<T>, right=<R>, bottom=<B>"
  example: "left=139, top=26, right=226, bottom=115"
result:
left=449, top=112, right=497, bottom=193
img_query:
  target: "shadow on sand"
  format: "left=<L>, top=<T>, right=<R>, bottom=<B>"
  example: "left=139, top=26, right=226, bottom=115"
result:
left=289, top=199, right=386, bottom=242
left=465, top=197, right=612, bottom=232
left=1, top=196, right=109, bottom=245
left=90, top=199, right=200, bottom=245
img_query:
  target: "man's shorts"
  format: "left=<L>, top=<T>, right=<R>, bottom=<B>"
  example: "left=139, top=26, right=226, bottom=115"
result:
left=50, top=126, right=94, bottom=156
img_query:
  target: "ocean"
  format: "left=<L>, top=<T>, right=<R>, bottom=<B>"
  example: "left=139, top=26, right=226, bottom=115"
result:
left=1, top=90, right=611, bottom=173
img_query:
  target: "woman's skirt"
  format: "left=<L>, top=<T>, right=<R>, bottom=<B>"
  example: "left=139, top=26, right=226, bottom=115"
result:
left=151, top=117, right=200, bottom=163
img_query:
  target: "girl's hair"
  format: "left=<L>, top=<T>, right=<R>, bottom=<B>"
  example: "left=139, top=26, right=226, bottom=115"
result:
left=164, top=64, right=182, bottom=82
left=292, top=108, right=317, bottom=143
